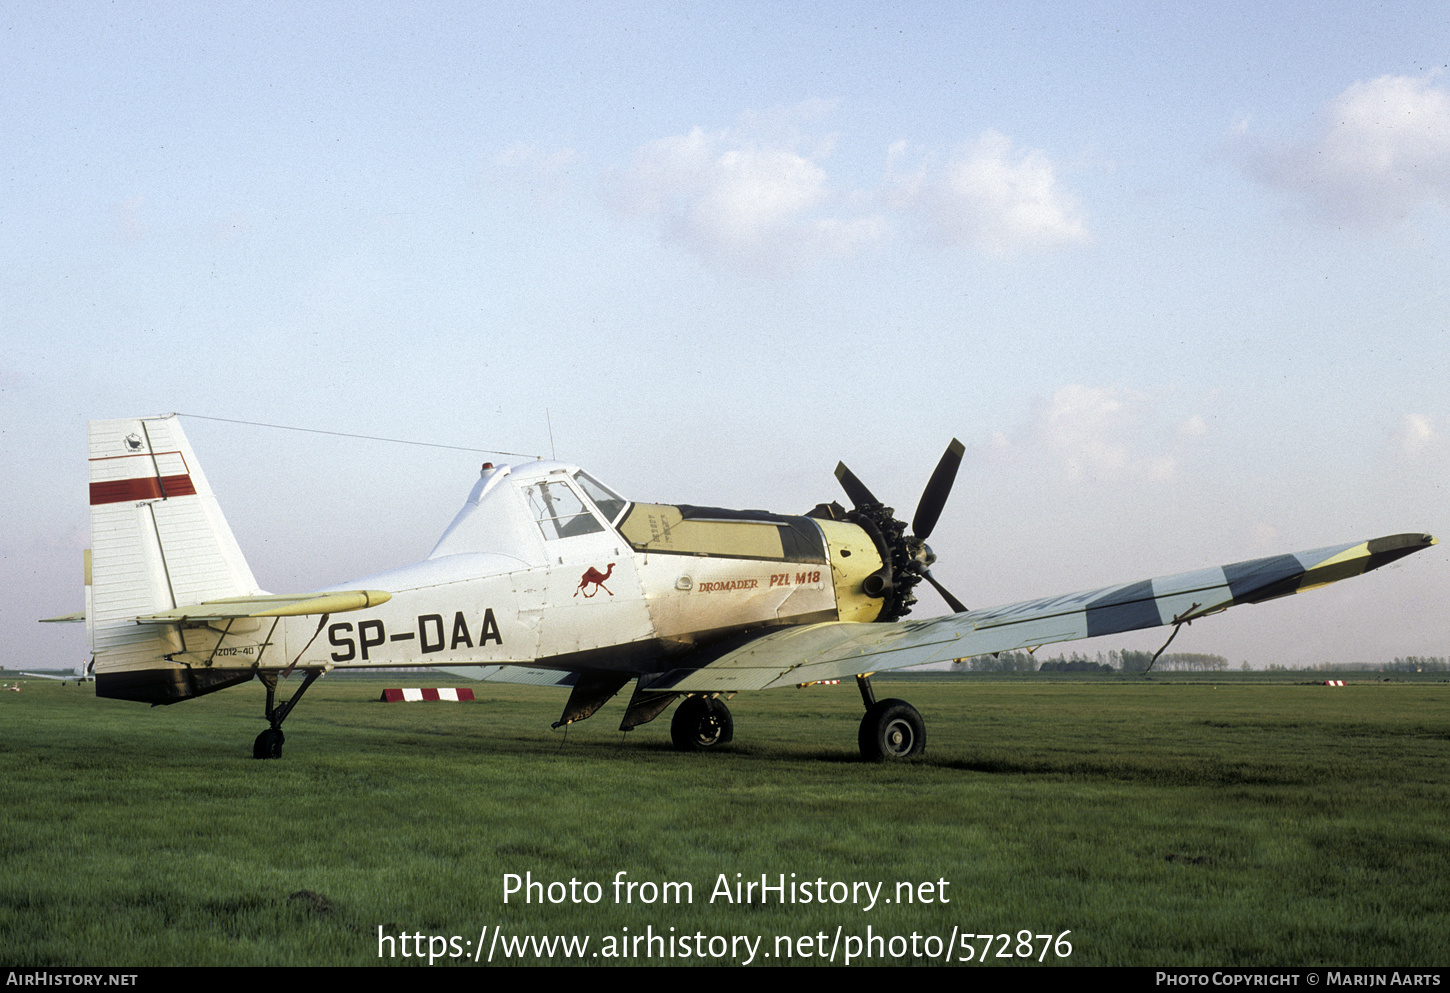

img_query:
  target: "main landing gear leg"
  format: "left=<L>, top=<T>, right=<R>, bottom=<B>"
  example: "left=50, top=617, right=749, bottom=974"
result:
left=670, top=695, right=734, bottom=752
left=253, top=669, right=323, bottom=760
left=856, top=674, right=925, bottom=762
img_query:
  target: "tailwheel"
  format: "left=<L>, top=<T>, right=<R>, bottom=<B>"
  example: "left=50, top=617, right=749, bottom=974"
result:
left=670, top=696, right=734, bottom=752
left=252, top=669, right=323, bottom=760
left=859, top=699, right=925, bottom=761
left=253, top=727, right=285, bottom=759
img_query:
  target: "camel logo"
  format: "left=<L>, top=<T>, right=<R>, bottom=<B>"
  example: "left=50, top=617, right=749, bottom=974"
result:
left=124, top=433, right=144, bottom=452
left=574, top=563, right=615, bottom=598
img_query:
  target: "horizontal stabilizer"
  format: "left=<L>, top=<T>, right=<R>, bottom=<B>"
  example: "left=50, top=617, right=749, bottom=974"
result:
left=39, top=611, right=86, bottom=624
left=135, top=590, right=392, bottom=623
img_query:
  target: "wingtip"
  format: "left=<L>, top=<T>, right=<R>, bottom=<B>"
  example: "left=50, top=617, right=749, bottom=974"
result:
left=1366, top=532, right=1437, bottom=552
left=1353, top=533, right=1439, bottom=575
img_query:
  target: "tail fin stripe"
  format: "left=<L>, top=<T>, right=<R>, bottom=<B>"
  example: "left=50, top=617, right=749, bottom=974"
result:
left=90, top=474, right=197, bottom=505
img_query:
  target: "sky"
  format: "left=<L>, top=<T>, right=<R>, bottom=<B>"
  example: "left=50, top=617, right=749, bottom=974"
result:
left=4, top=1, right=1447, bottom=671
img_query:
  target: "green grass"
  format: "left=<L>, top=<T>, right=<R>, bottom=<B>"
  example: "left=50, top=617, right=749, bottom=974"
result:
left=1, top=674, right=1447, bottom=966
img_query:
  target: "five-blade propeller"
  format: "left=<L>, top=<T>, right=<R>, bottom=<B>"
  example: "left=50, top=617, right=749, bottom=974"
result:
left=834, top=439, right=969, bottom=618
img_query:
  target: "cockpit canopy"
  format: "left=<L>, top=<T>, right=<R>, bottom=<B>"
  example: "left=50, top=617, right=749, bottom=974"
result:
left=429, top=462, right=624, bottom=564
left=428, top=460, right=826, bottom=567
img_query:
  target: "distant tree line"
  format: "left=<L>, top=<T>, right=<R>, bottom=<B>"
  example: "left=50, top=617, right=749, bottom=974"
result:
left=1384, top=657, right=1448, bottom=672
left=1038, top=655, right=1115, bottom=673
left=1138, top=652, right=1230, bottom=672
left=951, top=650, right=1229, bottom=672
left=1282, top=657, right=1448, bottom=672
left=949, top=652, right=1446, bottom=673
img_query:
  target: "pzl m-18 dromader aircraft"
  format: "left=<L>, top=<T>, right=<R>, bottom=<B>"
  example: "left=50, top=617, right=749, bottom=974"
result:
left=65, top=415, right=1435, bottom=761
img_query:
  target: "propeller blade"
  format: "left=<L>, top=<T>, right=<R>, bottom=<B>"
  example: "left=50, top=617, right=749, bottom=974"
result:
left=911, top=438, right=964, bottom=540
left=835, top=461, right=880, bottom=508
left=923, top=570, right=968, bottom=614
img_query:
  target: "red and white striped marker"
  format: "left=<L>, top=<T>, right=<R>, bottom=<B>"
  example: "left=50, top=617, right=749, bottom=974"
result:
left=381, top=688, right=476, bottom=703
left=1323, top=680, right=1346, bottom=687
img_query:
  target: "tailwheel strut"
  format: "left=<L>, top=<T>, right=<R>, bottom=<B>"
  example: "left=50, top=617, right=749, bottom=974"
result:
left=253, top=669, right=323, bottom=760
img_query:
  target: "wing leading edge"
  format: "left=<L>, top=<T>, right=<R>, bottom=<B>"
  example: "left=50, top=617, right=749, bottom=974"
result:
left=642, top=532, right=1436, bottom=693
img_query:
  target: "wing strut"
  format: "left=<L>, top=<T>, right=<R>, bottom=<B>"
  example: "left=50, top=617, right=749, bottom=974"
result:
left=1143, top=602, right=1201, bottom=673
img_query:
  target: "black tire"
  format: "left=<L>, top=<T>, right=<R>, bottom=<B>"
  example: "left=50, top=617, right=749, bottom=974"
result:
left=670, top=696, right=734, bottom=752
left=253, top=727, right=285, bottom=760
left=858, top=699, right=924, bottom=761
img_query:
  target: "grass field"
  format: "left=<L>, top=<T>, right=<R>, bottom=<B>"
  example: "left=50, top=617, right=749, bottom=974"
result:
left=2, top=672, right=1447, bottom=967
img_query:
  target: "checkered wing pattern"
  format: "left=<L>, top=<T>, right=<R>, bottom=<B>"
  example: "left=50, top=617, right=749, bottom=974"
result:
left=641, top=533, right=1435, bottom=693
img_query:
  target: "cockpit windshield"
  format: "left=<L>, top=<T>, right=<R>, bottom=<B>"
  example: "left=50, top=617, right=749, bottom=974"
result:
left=522, top=479, right=605, bottom=541
left=574, top=471, right=629, bottom=525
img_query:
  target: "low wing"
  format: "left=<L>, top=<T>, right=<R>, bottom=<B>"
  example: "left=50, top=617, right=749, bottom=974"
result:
left=134, top=590, right=392, bottom=623
left=435, top=665, right=577, bottom=687
left=641, top=533, right=1436, bottom=693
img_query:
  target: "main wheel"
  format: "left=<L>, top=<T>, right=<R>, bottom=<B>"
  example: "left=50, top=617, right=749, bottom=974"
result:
left=253, top=727, right=285, bottom=760
left=859, top=699, right=924, bottom=761
left=670, top=696, right=734, bottom=752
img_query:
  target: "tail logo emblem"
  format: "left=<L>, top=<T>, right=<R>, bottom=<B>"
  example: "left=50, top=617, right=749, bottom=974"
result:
left=124, top=433, right=144, bottom=452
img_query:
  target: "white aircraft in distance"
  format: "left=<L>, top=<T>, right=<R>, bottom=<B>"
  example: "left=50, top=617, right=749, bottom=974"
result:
left=53, top=415, right=1435, bottom=761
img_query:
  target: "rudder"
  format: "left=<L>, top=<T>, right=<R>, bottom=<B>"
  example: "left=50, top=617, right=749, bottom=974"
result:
left=89, top=415, right=261, bottom=699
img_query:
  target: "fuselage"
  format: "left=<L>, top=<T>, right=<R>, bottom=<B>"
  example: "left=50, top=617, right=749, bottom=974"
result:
left=151, top=459, right=888, bottom=680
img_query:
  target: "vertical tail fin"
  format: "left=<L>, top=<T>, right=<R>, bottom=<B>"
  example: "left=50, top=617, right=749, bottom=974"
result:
left=89, top=415, right=261, bottom=690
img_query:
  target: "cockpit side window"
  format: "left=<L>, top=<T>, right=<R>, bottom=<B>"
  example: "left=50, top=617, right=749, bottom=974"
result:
left=522, top=479, right=605, bottom=541
left=574, top=471, right=629, bottom=525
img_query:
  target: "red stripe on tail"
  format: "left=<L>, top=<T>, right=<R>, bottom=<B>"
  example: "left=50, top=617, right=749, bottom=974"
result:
left=90, top=474, right=197, bottom=505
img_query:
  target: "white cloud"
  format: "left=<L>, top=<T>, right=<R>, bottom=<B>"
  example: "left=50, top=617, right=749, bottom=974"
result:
left=1178, top=414, right=1209, bottom=438
left=611, top=113, right=1087, bottom=272
left=610, top=122, right=883, bottom=272
left=888, top=131, right=1089, bottom=254
left=487, top=142, right=580, bottom=207
left=1041, top=385, right=1154, bottom=481
left=1400, top=412, right=1438, bottom=458
left=986, top=385, right=1198, bottom=483
left=1243, top=74, right=1450, bottom=226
